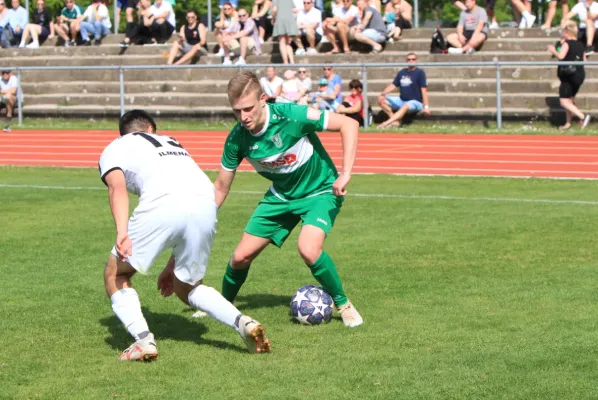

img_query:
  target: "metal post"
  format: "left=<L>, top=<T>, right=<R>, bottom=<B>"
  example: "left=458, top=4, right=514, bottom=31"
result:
left=25, top=0, right=29, bottom=21
left=16, top=68, right=22, bottom=126
left=114, top=0, right=118, bottom=34
left=413, top=0, right=419, bottom=29
left=361, top=64, right=369, bottom=129
left=119, top=67, right=125, bottom=116
left=495, top=63, right=502, bottom=130
left=207, top=0, right=213, bottom=33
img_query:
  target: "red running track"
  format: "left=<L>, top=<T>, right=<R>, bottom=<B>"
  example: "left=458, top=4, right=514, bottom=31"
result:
left=1, top=130, right=598, bottom=179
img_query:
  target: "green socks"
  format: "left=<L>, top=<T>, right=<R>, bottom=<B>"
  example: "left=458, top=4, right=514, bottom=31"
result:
left=222, top=262, right=250, bottom=302
left=308, top=252, right=348, bottom=307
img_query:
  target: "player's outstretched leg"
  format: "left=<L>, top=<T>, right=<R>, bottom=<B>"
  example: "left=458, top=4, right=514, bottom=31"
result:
left=105, top=254, right=158, bottom=361
left=186, top=284, right=271, bottom=353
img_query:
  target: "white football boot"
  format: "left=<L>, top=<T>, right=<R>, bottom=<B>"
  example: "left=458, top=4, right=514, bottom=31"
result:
left=338, top=301, right=363, bottom=328
left=238, top=315, right=271, bottom=354
left=119, top=333, right=158, bottom=361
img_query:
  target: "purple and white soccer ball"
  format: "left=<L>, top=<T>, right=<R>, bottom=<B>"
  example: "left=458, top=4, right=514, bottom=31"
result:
left=290, top=285, right=334, bottom=325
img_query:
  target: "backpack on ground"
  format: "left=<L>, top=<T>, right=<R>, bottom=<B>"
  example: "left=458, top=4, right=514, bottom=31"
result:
left=430, top=27, right=448, bottom=54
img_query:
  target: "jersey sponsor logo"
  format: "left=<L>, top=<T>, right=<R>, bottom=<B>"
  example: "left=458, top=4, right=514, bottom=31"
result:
left=270, top=133, right=283, bottom=148
left=317, top=218, right=328, bottom=226
left=258, top=153, right=297, bottom=169
left=249, top=144, right=259, bottom=150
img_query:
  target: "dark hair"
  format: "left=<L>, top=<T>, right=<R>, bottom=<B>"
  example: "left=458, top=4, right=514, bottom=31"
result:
left=349, top=79, right=362, bottom=90
left=119, top=109, right=157, bottom=136
left=186, top=9, right=196, bottom=14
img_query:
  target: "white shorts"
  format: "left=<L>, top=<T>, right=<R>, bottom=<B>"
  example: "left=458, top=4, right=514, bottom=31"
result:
left=111, top=195, right=217, bottom=285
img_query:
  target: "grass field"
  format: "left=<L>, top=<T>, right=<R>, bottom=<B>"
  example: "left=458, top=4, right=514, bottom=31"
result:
left=2, top=167, right=598, bottom=399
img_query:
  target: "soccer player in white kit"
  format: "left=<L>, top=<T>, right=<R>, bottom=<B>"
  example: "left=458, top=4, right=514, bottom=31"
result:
left=99, top=110, right=271, bottom=361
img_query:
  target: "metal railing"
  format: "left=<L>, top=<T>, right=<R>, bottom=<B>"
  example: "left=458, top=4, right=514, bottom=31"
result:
left=9, top=60, right=596, bottom=129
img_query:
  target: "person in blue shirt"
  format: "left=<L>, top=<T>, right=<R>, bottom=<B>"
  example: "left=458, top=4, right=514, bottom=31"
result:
left=1, top=0, right=28, bottom=48
left=315, top=64, right=343, bottom=111
left=377, top=52, right=431, bottom=128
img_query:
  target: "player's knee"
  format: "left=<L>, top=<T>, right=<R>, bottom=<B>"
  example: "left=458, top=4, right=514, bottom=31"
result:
left=230, top=249, right=256, bottom=267
left=297, top=243, right=322, bottom=265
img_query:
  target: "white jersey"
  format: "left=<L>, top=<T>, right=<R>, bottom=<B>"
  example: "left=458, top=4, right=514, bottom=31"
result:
left=98, top=132, right=215, bottom=209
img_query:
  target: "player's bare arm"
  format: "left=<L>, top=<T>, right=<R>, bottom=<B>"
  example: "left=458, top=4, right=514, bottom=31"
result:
left=214, top=168, right=237, bottom=208
left=104, top=169, right=132, bottom=260
left=326, top=111, right=359, bottom=196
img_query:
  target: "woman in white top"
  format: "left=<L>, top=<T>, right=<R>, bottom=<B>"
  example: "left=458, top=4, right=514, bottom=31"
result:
left=80, top=0, right=111, bottom=45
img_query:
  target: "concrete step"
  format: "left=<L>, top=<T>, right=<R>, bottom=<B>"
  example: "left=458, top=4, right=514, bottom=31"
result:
left=23, top=78, right=598, bottom=95
left=21, top=91, right=598, bottom=109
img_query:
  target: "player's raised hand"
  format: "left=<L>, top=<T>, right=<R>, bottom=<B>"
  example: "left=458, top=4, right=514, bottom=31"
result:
left=332, top=173, right=351, bottom=196
left=115, top=232, right=132, bottom=262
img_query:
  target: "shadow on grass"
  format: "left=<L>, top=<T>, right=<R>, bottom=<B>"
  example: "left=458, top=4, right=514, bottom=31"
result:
left=233, top=293, right=290, bottom=311
left=99, top=307, right=246, bottom=353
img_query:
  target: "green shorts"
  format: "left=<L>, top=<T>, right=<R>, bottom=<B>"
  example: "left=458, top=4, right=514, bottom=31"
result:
left=245, top=190, right=344, bottom=247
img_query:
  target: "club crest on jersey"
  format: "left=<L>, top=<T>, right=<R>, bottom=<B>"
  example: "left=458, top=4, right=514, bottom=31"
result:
left=270, top=133, right=283, bottom=148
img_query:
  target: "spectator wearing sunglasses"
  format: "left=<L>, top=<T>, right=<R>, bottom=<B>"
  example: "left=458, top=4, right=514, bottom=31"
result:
left=295, top=0, right=322, bottom=55
left=214, top=2, right=239, bottom=57
left=167, top=9, right=208, bottom=65
left=377, top=53, right=430, bottom=128
left=312, top=64, right=342, bottom=110
left=222, top=8, right=261, bottom=65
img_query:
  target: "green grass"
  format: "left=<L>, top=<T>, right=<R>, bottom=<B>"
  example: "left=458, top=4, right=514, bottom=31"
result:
left=11, top=118, right=598, bottom=135
left=2, top=167, right=598, bottom=399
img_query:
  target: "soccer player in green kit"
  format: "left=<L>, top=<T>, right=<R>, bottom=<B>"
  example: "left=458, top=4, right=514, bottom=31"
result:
left=214, top=71, right=363, bottom=327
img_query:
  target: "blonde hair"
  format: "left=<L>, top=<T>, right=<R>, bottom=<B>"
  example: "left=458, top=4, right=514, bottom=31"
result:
left=563, top=20, right=578, bottom=37
left=227, top=71, right=263, bottom=103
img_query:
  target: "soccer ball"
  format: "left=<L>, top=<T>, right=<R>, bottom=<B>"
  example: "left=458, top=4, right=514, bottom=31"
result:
left=290, top=285, right=334, bottom=325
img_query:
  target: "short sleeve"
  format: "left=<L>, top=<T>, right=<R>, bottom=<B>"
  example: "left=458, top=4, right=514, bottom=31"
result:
left=479, top=8, right=488, bottom=23
left=98, top=140, right=125, bottom=185
left=221, top=126, right=244, bottom=171
left=392, top=71, right=402, bottom=87
left=419, top=70, right=427, bottom=88
left=458, top=11, right=465, bottom=27
left=288, top=104, right=328, bottom=135
left=60, top=7, right=67, bottom=16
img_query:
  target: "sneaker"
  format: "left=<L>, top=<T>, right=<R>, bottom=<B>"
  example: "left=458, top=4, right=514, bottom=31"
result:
left=119, top=333, right=158, bottom=361
left=93, top=38, right=102, bottom=46
left=25, top=40, right=39, bottom=49
left=82, top=39, right=91, bottom=46
left=215, top=48, right=225, bottom=56
left=489, top=21, right=499, bottom=29
left=63, top=40, right=70, bottom=47
left=519, top=17, right=527, bottom=29
left=237, top=315, right=271, bottom=354
left=69, top=40, right=77, bottom=47
left=585, top=46, right=594, bottom=56
left=338, top=301, right=363, bottom=328
left=448, top=47, right=463, bottom=54
left=295, top=48, right=306, bottom=56
left=465, top=47, right=475, bottom=55
left=234, top=57, right=246, bottom=65
left=306, top=47, right=318, bottom=55
left=525, top=14, right=536, bottom=29
left=222, top=58, right=233, bottom=65
left=3, top=126, right=11, bottom=133
left=581, top=115, right=591, bottom=129
left=119, top=40, right=129, bottom=48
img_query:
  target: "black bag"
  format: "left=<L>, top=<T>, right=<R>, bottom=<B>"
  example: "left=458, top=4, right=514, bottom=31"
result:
left=558, top=65, right=577, bottom=76
left=430, top=27, right=448, bottom=54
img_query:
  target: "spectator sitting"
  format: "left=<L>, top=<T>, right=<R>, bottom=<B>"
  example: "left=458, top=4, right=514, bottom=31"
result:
left=511, top=0, right=535, bottom=29
left=80, top=0, right=111, bottom=46
left=377, top=53, right=430, bottom=128
left=19, top=0, right=54, bottom=49
left=260, top=66, right=284, bottom=103
left=279, top=69, right=303, bottom=103
left=317, top=64, right=342, bottom=110
left=351, top=0, right=385, bottom=53
left=222, top=8, right=261, bottom=65
left=323, top=0, right=359, bottom=54
left=0, top=1, right=9, bottom=39
left=0, top=70, right=19, bottom=133
left=296, top=67, right=312, bottom=104
left=447, top=0, right=488, bottom=55
left=311, top=78, right=336, bottom=110
left=214, top=2, right=239, bottom=56
left=295, top=0, right=322, bottom=55
left=167, top=9, right=207, bottom=65
left=120, top=0, right=153, bottom=47
left=54, top=0, right=84, bottom=46
left=149, top=0, right=175, bottom=44
left=384, top=0, right=411, bottom=42
left=1, top=0, right=27, bottom=48
left=562, top=0, right=598, bottom=56
left=251, top=0, right=272, bottom=43
left=336, top=78, right=366, bottom=126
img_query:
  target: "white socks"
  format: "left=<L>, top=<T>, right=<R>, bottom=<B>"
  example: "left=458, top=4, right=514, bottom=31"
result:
left=110, top=288, right=149, bottom=340
left=522, top=11, right=532, bottom=19
left=188, top=285, right=242, bottom=332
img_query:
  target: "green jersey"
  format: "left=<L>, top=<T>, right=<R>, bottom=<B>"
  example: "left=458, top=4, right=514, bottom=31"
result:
left=61, top=4, right=83, bottom=20
left=221, top=103, right=338, bottom=201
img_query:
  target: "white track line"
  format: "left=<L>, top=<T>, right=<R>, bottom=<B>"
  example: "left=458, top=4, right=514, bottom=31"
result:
left=1, top=183, right=597, bottom=205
